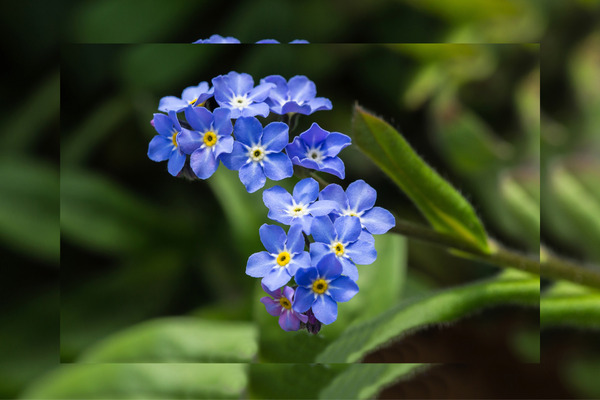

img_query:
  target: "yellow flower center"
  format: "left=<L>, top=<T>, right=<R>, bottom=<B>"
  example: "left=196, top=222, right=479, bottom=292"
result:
left=312, top=279, right=328, bottom=294
left=332, top=242, right=345, bottom=256
left=203, top=131, right=218, bottom=147
left=279, top=297, right=292, bottom=310
left=188, top=97, right=198, bottom=105
left=249, top=146, right=265, bottom=162
left=171, top=132, right=178, bottom=148
left=276, top=251, right=291, bottom=267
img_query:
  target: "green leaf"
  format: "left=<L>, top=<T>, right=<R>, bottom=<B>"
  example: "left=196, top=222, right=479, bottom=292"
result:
left=541, top=281, right=600, bottom=330
left=21, top=364, right=247, bottom=399
left=255, top=234, right=406, bottom=362
left=499, top=171, right=540, bottom=245
left=351, top=104, right=490, bottom=253
left=0, top=158, right=58, bottom=263
left=318, top=364, right=426, bottom=400
left=316, top=270, right=539, bottom=363
left=78, top=317, right=257, bottom=363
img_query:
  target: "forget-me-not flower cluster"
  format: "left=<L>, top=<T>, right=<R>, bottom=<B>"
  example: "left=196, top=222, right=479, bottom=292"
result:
left=148, top=70, right=396, bottom=333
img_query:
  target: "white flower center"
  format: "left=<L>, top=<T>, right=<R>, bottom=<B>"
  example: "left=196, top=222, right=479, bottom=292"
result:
left=287, top=200, right=309, bottom=217
left=232, top=95, right=251, bottom=110
left=306, top=148, right=323, bottom=162
left=342, top=208, right=363, bottom=218
left=249, top=146, right=266, bottom=162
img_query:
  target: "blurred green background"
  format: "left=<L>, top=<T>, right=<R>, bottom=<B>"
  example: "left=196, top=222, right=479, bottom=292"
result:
left=2, top=0, right=600, bottom=398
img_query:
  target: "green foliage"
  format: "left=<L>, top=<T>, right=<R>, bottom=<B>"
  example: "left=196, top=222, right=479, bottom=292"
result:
left=318, top=364, right=425, bottom=400
left=541, top=281, right=600, bottom=330
left=316, top=270, right=539, bottom=363
left=78, top=317, right=257, bottom=363
left=21, top=364, right=247, bottom=399
left=351, top=104, right=490, bottom=253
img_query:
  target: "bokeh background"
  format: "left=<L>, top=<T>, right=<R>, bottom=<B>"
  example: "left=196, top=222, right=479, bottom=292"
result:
left=2, top=0, right=600, bottom=398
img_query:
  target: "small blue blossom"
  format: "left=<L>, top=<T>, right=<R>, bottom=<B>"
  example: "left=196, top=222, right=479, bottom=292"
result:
left=158, top=82, right=214, bottom=112
left=212, top=72, right=276, bottom=118
left=318, top=180, right=396, bottom=241
left=176, top=107, right=233, bottom=179
left=309, top=216, right=376, bottom=281
left=147, top=111, right=187, bottom=176
left=247, top=224, right=310, bottom=291
left=261, top=75, right=332, bottom=115
left=286, top=123, right=351, bottom=179
left=289, top=40, right=310, bottom=44
left=220, top=117, right=293, bottom=193
left=260, top=283, right=308, bottom=331
left=193, top=35, right=240, bottom=44
left=262, top=178, right=339, bottom=234
left=293, top=253, right=359, bottom=325
left=256, top=39, right=280, bottom=44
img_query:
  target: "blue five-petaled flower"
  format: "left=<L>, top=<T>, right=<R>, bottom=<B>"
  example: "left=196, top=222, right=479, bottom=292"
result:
left=158, top=81, right=214, bottom=112
left=246, top=224, right=310, bottom=291
left=147, top=111, right=187, bottom=176
left=286, top=123, right=351, bottom=179
left=220, top=117, right=293, bottom=193
left=212, top=72, right=275, bottom=118
left=293, top=253, right=359, bottom=325
left=261, top=75, right=332, bottom=115
left=260, top=283, right=308, bottom=331
left=262, top=178, right=338, bottom=234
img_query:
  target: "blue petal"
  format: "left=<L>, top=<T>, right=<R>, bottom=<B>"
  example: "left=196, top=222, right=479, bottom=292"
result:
left=263, top=186, right=294, bottom=224
left=347, top=180, right=377, bottom=212
left=285, top=223, right=306, bottom=254
left=299, top=123, right=328, bottom=148
left=227, top=71, right=254, bottom=95
left=289, top=40, right=310, bottom=44
left=312, top=294, right=337, bottom=325
left=345, top=239, right=377, bottom=265
left=295, top=266, right=318, bottom=288
left=220, top=141, right=249, bottom=171
left=307, top=200, right=339, bottom=217
left=263, top=153, right=293, bottom=181
left=328, top=276, right=359, bottom=303
left=361, top=207, right=396, bottom=234
left=181, top=82, right=210, bottom=103
left=190, top=147, right=218, bottom=179
left=262, top=267, right=292, bottom=291
left=259, top=224, right=286, bottom=254
left=287, top=251, right=310, bottom=277
left=307, top=97, right=333, bottom=112
left=240, top=102, right=270, bottom=118
left=323, top=132, right=351, bottom=157
left=262, top=122, right=289, bottom=152
left=246, top=251, right=275, bottom=277
left=233, top=117, right=263, bottom=147
left=178, top=128, right=203, bottom=155
left=211, top=75, right=234, bottom=104
left=292, top=286, right=315, bottom=313
left=281, top=102, right=312, bottom=115
left=153, top=113, right=175, bottom=137
left=279, top=309, right=302, bottom=331
left=213, top=108, right=233, bottom=137
left=256, top=39, right=280, bottom=44
left=311, top=216, right=336, bottom=244
left=214, top=135, right=234, bottom=159
left=184, top=105, right=212, bottom=132
left=319, top=184, right=349, bottom=210
left=239, top=162, right=266, bottom=193
left=295, top=215, right=313, bottom=235
left=285, top=137, right=307, bottom=161
left=261, top=281, right=282, bottom=299
left=334, top=216, right=362, bottom=244
left=309, top=242, right=331, bottom=266
left=247, top=82, right=276, bottom=102
left=148, top=136, right=173, bottom=162
left=338, top=257, right=359, bottom=281
left=293, top=178, right=319, bottom=204
left=167, top=150, right=186, bottom=176
left=261, top=297, right=282, bottom=317
left=359, top=229, right=375, bottom=243
left=158, top=96, right=186, bottom=112
left=316, top=253, right=343, bottom=280
left=318, top=157, right=345, bottom=179
left=288, top=75, right=316, bottom=103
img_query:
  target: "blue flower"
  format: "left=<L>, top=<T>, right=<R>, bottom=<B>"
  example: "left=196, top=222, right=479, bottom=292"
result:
left=293, top=253, right=359, bottom=325
left=247, top=224, right=310, bottom=291
left=147, top=111, right=187, bottom=176
left=260, top=283, right=308, bottom=331
left=193, top=35, right=240, bottom=44
left=212, top=72, right=276, bottom=118
left=261, top=75, right=332, bottom=115
left=176, top=107, right=233, bottom=179
left=256, top=39, right=280, bottom=44
left=220, top=117, right=293, bottom=193
left=286, top=123, right=351, bottom=179
left=309, top=216, right=376, bottom=281
left=318, top=180, right=396, bottom=241
left=158, top=82, right=214, bottom=112
left=262, top=178, right=339, bottom=234
left=289, top=40, right=310, bottom=44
